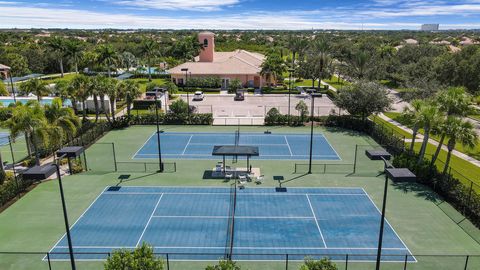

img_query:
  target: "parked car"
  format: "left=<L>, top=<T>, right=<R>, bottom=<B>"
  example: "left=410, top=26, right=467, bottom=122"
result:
left=234, top=92, right=245, bottom=101
left=193, top=91, right=204, bottom=101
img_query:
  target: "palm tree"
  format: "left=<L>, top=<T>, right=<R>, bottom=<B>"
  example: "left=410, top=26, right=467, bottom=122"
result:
left=96, top=44, right=117, bottom=77
left=140, top=40, right=160, bottom=82
left=65, top=40, right=84, bottom=74
left=430, top=87, right=471, bottom=165
left=417, top=102, right=442, bottom=164
left=441, top=117, right=478, bottom=175
left=117, top=80, right=141, bottom=118
left=107, top=80, right=120, bottom=122
left=47, top=37, right=68, bottom=77
left=403, top=100, right=424, bottom=153
left=54, top=80, right=70, bottom=104
left=97, top=77, right=117, bottom=123
left=347, top=50, right=370, bottom=79
left=286, top=36, right=308, bottom=69
left=310, top=37, right=333, bottom=87
left=260, top=51, right=286, bottom=86
left=44, top=98, right=81, bottom=144
left=19, top=78, right=50, bottom=102
left=70, top=75, right=90, bottom=121
left=3, top=102, right=47, bottom=165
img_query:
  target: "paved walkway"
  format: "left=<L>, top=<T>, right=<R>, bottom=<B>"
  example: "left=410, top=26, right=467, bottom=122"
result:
left=378, top=113, right=480, bottom=167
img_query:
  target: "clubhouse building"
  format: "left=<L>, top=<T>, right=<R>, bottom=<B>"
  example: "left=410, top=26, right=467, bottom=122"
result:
left=168, top=32, right=273, bottom=89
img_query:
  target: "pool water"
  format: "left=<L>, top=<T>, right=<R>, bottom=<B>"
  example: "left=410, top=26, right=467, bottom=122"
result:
left=0, top=98, right=72, bottom=107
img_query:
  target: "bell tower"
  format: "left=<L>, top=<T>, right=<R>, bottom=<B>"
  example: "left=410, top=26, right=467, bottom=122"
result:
left=198, top=32, right=215, bottom=62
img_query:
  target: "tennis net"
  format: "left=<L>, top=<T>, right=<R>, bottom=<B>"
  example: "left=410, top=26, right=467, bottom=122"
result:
left=225, top=182, right=237, bottom=260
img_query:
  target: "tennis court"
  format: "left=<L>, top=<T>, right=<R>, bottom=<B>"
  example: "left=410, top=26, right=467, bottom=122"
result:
left=133, top=132, right=341, bottom=160
left=48, top=186, right=414, bottom=262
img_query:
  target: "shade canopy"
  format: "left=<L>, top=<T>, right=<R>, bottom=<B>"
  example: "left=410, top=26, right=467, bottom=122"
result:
left=57, top=146, right=85, bottom=158
left=386, top=168, right=416, bottom=182
left=365, top=149, right=392, bottom=161
left=22, top=163, right=56, bottom=180
left=212, top=145, right=259, bottom=157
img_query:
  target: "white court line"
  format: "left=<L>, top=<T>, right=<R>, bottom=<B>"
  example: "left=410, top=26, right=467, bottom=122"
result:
left=284, top=136, right=293, bottom=156
left=319, top=134, right=342, bottom=161
left=45, top=187, right=109, bottom=260
left=181, top=135, right=193, bottom=155
left=135, top=194, right=164, bottom=247
left=103, top=192, right=366, bottom=196
left=306, top=194, right=327, bottom=248
left=53, top=245, right=408, bottom=250
left=361, top=188, right=417, bottom=263
left=151, top=215, right=315, bottom=219
left=131, top=132, right=158, bottom=159
left=135, top=153, right=339, bottom=157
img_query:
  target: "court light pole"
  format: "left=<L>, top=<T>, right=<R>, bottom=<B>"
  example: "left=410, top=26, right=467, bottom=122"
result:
left=308, top=93, right=322, bottom=174
left=181, top=68, right=189, bottom=122
left=287, top=68, right=295, bottom=126
left=54, top=154, right=76, bottom=270
left=153, top=87, right=163, bottom=172
left=375, top=172, right=389, bottom=270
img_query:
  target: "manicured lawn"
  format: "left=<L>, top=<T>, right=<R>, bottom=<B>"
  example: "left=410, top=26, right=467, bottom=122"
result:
left=324, top=75, right=350, bottom=90
left=127, top=78, right=168, bottom=92
left=1, top=125, right=480, bottom=270
left=469, top=114, right=480, bottom=121
left=41, top=73, right=77, bottom=84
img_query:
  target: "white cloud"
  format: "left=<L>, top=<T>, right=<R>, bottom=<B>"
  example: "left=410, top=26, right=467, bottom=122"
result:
left=0, top=1, right=479, bottom=30
left=114, top=0, right=241, bottom=11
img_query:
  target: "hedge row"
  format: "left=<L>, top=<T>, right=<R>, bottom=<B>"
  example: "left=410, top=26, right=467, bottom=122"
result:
left=112, top=113, right=213, bottom=127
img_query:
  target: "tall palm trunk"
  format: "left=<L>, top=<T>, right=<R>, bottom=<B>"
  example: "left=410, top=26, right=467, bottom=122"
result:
left=409, top=125, right=419, bottom=153
left=59, top=58, right=64, bottom=78
left=431, top=133, right=446, bottom=166
left=0, top=152, right=5, bottom=178
left=30, top=129, right=40, bottom=166
left=93, top=94, right=99, bottom=122
left=75, top=60, right=79, bottom=74
left=110, top=99, right=116, bottom=122
left=24, top=132, right=32, bottom=157
left=442, top=140, right=455, bottom=176
left=82, top=100, right=87, bottom=121
left=147, top=57, right=152, bottom=82
left=418, top=126, right=430, bottom=164
left=100, top=95, right=111, bottom=123
left=126, top=98, right=132, bottom=118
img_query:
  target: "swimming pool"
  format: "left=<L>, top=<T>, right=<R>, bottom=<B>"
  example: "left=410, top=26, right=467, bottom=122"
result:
left=0, top=97, right=72, bottom=107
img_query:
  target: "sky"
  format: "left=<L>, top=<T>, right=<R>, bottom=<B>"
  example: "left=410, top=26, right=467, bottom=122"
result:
left=0, top=0, right=479, bottom=30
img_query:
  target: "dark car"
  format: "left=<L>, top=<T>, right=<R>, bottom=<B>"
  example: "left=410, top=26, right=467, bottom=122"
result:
left=234, top=92, right=245, bottom=101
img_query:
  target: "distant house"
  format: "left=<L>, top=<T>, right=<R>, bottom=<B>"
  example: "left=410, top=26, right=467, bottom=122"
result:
left=0, top=64, right=10, bottom=80
left=404, top=39, right=419, bottom=45
left=168, top=32, right=272, bottom=90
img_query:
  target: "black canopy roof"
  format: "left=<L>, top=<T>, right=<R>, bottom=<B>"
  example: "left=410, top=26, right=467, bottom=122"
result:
left=212, top=145, right=259, bottom=156
left=386, top=168, right=416, bottom=182
left=22, top=163, right=57, bottom=180
left=57, top=146, right=85, bottom=158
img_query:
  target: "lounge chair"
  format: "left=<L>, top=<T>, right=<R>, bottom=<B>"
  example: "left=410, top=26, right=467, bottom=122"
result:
left=238, top=174, right=247, bottom=184
left=255, top=175, right=264, bottom=185
left=225, top=172, right=233, bottom=181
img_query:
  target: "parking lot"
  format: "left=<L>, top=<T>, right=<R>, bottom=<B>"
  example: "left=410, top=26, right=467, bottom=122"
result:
left=177, top=93, right=339, bottom=125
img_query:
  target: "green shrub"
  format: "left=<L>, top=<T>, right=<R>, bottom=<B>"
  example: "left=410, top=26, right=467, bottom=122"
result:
left=104, top=243, right=164, bottom=270
left=300, top=257, right=337, bottom=270
left=205, top=260, right=241, bottom=270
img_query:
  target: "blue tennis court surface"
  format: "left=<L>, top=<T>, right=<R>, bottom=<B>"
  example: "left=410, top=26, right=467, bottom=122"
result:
left=133, top=132, right=340, bottom=160
left=48, top=186, right=414, bottom=262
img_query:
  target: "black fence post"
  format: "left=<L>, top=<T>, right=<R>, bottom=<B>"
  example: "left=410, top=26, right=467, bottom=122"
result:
left=464, top=255, right=469, bottom=270
left=403, top=254, right=408, bottom=270
left=166, top=253, right=170, bottom=270
left=47, top=252, right=52, bottom=270
left=353, top=144, right=358, bottom=174
left=112, top=143, right=118, bottom=172
left=345, top=254, right=348, bottom=270
left=285, top=254, right=288, bottom=270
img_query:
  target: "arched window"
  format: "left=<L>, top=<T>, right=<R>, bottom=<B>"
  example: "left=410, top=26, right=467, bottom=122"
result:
left=203, top=38, right=208, bottom=47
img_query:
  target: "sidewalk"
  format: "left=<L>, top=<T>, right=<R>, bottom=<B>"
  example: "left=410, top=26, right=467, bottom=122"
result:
left=378, top=113, right=480, bottom=167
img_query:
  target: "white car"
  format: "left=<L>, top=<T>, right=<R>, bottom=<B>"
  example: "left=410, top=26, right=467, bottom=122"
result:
left=193, top=91, right=204, bottom=101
